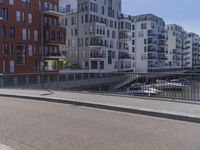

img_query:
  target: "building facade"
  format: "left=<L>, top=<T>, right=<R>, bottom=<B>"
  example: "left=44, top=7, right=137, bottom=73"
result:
left=130, top=14, right=167, bottom=73
left=165, top=24, right=186, bottom=71
left=41, top=0, right=66, bottom=72
left=60, top=0, right=126, bottom=72
left=118, top=14, right=133, bottom=71
left=183, top=33, right=200, bottom=70
left=1, top=0, right=199, bottom=75
left=0, top=0, right=66, bottom=74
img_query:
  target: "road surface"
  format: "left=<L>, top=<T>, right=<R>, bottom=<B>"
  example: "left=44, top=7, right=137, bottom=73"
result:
left=0, top=96, right=199, bottom=150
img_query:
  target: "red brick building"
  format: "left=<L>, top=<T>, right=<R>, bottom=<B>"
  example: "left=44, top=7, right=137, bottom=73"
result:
left=0, top=0, right=66, bottom=75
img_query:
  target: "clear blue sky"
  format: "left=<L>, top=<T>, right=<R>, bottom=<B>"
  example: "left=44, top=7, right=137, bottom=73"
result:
left=122, top=0, right=200, bottom=35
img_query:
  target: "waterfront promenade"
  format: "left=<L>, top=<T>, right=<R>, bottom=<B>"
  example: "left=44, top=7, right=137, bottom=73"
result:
left=1, top=89, right=200, bottom=123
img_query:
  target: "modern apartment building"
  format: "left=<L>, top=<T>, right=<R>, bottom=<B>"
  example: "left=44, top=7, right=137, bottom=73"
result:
left=165, top=24, right=186, bottom=70
left=60, top=0, right=124, bottom=72
left=0, top=0, right=66, bottom=74
left=183, top=32, right=200, bottom=70
left=118, top=14, right=132, bottom=71
left=41, top=0, right=66, bottom=72
left=130, top=14, right=167, bottom=73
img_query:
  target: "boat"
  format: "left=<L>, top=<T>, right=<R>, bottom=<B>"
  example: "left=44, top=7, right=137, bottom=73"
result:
left=153, top=80, right=185, bottom=90
left=127, top=83, right=161, bottom=95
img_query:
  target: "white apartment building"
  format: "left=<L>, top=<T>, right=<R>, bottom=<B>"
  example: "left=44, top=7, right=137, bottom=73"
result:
left=60, top=0, right=123, bottom=72
left=59, top=0, right=200, bottom=73
left=118, top=14, right=133, bottom=71
left=130, top=14, right=167, bottom=73
left=183, top=33, right=200, bottom=70
left=165, top=24, right=186, bottom=70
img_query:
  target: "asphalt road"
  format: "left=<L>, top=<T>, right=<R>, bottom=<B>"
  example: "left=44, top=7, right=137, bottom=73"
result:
left=0, top=97, right=200, bottom=150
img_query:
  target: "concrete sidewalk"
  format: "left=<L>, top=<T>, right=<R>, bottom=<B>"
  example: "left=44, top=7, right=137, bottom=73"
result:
left=0, top=89, right=200, bottom=123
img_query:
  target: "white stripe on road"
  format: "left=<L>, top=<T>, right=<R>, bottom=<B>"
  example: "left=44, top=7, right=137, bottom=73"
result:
left=0, top=144, right=14, bottom=150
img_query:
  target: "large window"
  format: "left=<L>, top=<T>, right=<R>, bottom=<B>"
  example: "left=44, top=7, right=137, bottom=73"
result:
left=16, top=11, right=20, bottom=22
left=28, top=13, right=32, bottom=24
left=10, top=60, right=15, bottom=73
left=9, top=0, right=14, bottom=5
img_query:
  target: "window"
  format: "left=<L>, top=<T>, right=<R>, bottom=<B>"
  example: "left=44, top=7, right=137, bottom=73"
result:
left=3, top=43, right=8, bottom=56
left=2, top=61, right=6, bottom=73
left=10, top=60, right=15, bottom=73
left=28, top=45, right=33, bottom=56
left=34, top=30, right=38, bottom=41
left=9, top=0, right=14, bottom=5
left=22, top=28, right=27, bottom=40
left=10, top=43, right=14, bottom=56
left=2, top=8, right=8, bottom=21
left=16, top=44, right=25, bottom=65
left=9, top=27, right=15, bottom=38
left=28, top=13, right=32, bottom=24
left=16, top=11, right=21, bottom=22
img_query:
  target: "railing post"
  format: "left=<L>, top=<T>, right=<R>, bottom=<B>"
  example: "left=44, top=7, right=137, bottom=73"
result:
left=14, top=77, right=18, bottom=87
left=0, top=77, right=3, bottom=88
left=26, top=76, right=29, bottom=86
left=38, top=75, right=41, bottom=85
left=57, top=74, right=59, bottom=90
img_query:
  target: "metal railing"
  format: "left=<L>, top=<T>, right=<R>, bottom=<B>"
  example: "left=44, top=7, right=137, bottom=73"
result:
left=0, top=72, right=200, bottom=103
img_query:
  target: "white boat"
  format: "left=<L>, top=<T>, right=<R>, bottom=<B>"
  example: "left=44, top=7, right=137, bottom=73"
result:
left=127, top=83, right=161, bottom=95
left=153, top=80, right=185, bottom=90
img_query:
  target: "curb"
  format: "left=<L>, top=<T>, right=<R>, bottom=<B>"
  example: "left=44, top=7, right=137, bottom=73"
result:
left=0, top=94, right=200, bottom=124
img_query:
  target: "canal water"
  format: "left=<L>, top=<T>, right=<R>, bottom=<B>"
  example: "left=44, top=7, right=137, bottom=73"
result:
left=158, top=82, right=200, bottom=101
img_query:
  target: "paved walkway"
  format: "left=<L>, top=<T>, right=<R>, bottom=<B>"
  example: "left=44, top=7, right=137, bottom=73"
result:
left=0, top=89, right=200, bottom=122
left=0, top=144, right=15, bottom=150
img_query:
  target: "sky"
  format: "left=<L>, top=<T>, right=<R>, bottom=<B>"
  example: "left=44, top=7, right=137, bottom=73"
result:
left=122, top=0, right=200, bottom=35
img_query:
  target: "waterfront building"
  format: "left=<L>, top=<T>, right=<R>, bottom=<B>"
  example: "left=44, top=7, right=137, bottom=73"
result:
left=130, top=14, right=167, bottom=73
left=118, top=14, right=133, bottom=72
left=183, top=33, right=200, bottom=70
left=60, top=0, right=134, bottom=72
left=165, top=24, right=186, bottom=71
left=0, top=0, right=66, bottom=74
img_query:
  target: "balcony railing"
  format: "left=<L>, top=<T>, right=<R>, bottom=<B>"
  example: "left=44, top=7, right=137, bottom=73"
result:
left=43, top=22, right=63, bottom=28
left=41, top=7, right=66, bottom=16
left=148, top=30, right=157, bottom=37
left=89, top=42, right=105, bottom=47
left=173, top=49, right=181, bottom=55
left=148, top=39, right=157, bottom=45
left=119, top=14, right=132, bottom=20
left=44, top=53, right=65, bottom=58
left=90, top=53, right=106, bottom=59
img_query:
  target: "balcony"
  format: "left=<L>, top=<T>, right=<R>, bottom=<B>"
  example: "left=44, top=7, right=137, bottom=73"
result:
left=90, top=22, right=106, bottom=38
left=148, top=46, right=158, bottom=52
left=148, top=54, right=158, bottom=60
left=118, top=52, right=131, bottom=60
left=44, top=52, right=65, bottom=59
left=119, top=14, right=132, bottom=20
left=173, top=49, right=181, bottom=55
left=119, top=15, right=132, bottom=32
left=89, top=52, right=106, bottom=59
left=119, top=35, right=131, bottom=41
left=184, top=57, right=191, bottom=61
left=158, top=54, right=167, bottom=60
left=89, top=42, right=105, bottom=48
left=173, top=56, right=181, bottom=61
left=42, top=7, right=66, bottom=17
left=148, top=30, right=157, bottom=37
left=158, top=34, right=165, bottom=40
left=44, top=25, right=66, bottom=45
left=148, top=38, right=157, bottom=45
left=158, top=47, right=165, bottom=53
left=183, top=50, right=190, bottom=55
